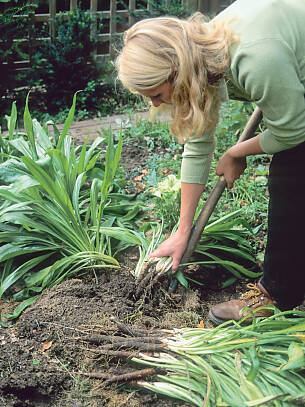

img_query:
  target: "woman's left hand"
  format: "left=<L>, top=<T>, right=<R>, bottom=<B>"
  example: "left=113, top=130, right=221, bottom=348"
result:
left=216, top=149, right=247, bottom=188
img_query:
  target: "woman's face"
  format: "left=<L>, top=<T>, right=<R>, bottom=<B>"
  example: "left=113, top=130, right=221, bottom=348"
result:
left=140, top=81, right=173, bottom=107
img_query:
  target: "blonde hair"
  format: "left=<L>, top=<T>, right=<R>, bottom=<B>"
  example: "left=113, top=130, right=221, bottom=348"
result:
left=116, top=13, right=236, bottom=142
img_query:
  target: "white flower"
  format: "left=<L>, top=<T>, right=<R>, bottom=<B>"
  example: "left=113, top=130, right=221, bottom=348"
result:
left=152, top=174, right=181, bottom=197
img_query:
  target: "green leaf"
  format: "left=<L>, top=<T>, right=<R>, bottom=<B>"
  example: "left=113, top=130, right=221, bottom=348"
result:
left=246, top=345, right=260, bottom=382
left=278, top=342, right=305, bottom=371
left=77, top=136, right=89, bottom=174
left=98, top=227, right=145, bottom=246
left=57, top=92, right=78, bottom=149
left=9, top=137, right=32, bottom=156
left=89, top=178, right=99, bottom=227
left=23, top=93, right=38, bottom=159
left=175, top=269, right=189, bottom=289
left=8, top=101, right=17, bottom=140
left=32, top=119, right=53, bottom=151
left=0, top=243, right=46, bottom=263
left=0, top=253, right=52, bottom=298
left=5, top=296, right=39, bottom=320
left=24, top=265, right=53, bottom=287
left=21, top=156, right=72, bottom=211
left=72, top=173, right=86, bottom=222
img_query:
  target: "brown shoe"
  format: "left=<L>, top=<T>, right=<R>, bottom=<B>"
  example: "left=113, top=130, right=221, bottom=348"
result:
left=209, top=280, right=276, bottom=325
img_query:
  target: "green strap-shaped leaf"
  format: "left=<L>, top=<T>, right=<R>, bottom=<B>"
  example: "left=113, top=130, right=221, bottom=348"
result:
left=33, top=118, right=53, bottom=151
left=23, top=93, right=38, bottom=159
left=21, top=155, right=72, bottom=211
left=278, top=342, right=305, bottom=371
left=57, top=92, right=78, bottom=149
left=8, top=101, right=17, bottom=140
left=72, top=172, right=86, bottom=222
left=5, top=296, right=39, bottom=321
left=0, top=253, right=51, bottom=297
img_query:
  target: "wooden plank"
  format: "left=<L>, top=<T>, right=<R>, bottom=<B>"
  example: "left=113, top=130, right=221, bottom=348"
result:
left=128, top=0, right=136, bottom=26
left=90, top=0, right=98, bottom=58
left=209, top=0, right=219, bottom=14
left=27, top=0, right=35, bottom=63
left=70, top=0, right=77, bottom=11
left=98, top=33, right=111, bottom=40
left=103, top=9, right=137, bottom=18
left=109, top=0, right=117, bottom=59
left=16, top=9, right=131, bottom=20
left=184, top=0, right=198, bottom=13
left=49, top=0, right=56, bottom=40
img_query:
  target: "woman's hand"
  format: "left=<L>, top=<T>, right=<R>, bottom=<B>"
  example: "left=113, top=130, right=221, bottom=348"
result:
left=150, top=229, right=190, bottom=272
left=216, top=135, right=264, bottom=188
left=150, top=182, right=205, bottom=273
left=216, top=148, right=247, bottom=189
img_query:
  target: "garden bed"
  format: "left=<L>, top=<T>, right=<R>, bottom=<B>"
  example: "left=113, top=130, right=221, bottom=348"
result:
left=1, top=105, right=304, bottom=407
left=0, top=122, right=249, bottom=406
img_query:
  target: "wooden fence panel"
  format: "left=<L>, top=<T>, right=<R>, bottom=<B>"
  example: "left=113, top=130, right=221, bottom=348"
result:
left=49, top=0, right=56, bottom=40
left=109, top=0, right=117, bottom=59
left=11, top=0, right=232, bottom=71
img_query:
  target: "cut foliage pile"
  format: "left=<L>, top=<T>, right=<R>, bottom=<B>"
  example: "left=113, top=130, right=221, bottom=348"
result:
left=133, top=310, right=305, bottom=406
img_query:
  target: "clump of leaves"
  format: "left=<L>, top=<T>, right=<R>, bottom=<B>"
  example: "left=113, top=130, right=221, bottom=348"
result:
left=150, top=174, right=181, bottom=230
left=26, top=8, right=102, bottom=114
left=129, top=0, right=191, bottom=21
left=0, top=94, right=146, bottom=322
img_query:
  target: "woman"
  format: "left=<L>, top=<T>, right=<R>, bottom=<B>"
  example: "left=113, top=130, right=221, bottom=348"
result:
left=116, top=0, right=305, bottom=324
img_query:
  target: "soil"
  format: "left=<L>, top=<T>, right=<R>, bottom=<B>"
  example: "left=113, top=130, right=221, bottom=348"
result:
left=0, top=116, right=303, bottom=407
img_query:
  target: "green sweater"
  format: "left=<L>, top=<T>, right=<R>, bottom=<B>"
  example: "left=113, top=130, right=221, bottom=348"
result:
left=181, top=0, right=305, bottom=184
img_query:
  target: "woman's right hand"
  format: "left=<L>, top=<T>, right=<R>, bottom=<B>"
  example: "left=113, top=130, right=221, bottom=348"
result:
left=150, top=229, right=190, bottom=272
left=150, top=182, right=205, bottom=273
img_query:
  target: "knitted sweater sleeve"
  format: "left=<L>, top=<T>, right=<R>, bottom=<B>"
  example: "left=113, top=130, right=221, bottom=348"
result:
left=232, top=39, right=305, bottom=153
left=181, top=133, right=215, bottom=184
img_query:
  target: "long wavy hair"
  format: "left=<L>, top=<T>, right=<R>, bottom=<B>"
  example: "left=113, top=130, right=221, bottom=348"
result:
left=116, top=13, right=236, bottom=142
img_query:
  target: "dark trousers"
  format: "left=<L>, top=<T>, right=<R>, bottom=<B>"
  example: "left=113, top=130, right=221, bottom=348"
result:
left=261, top=141, right=305, bottom=309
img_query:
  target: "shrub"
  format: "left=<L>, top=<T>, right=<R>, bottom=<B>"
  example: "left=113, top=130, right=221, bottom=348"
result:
left=0, top=2, right=31, bottom=114
left=129, top=0, right=191, bottom=20
left=26, top=8, right=102, bottom=114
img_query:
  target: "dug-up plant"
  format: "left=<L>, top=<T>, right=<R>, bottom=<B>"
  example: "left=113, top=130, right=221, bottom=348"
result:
left=134, top=309, right=305, bottom=406
left=134, top=209, right=261, bottom=291
left=0, top=94, right=147, bottom=325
